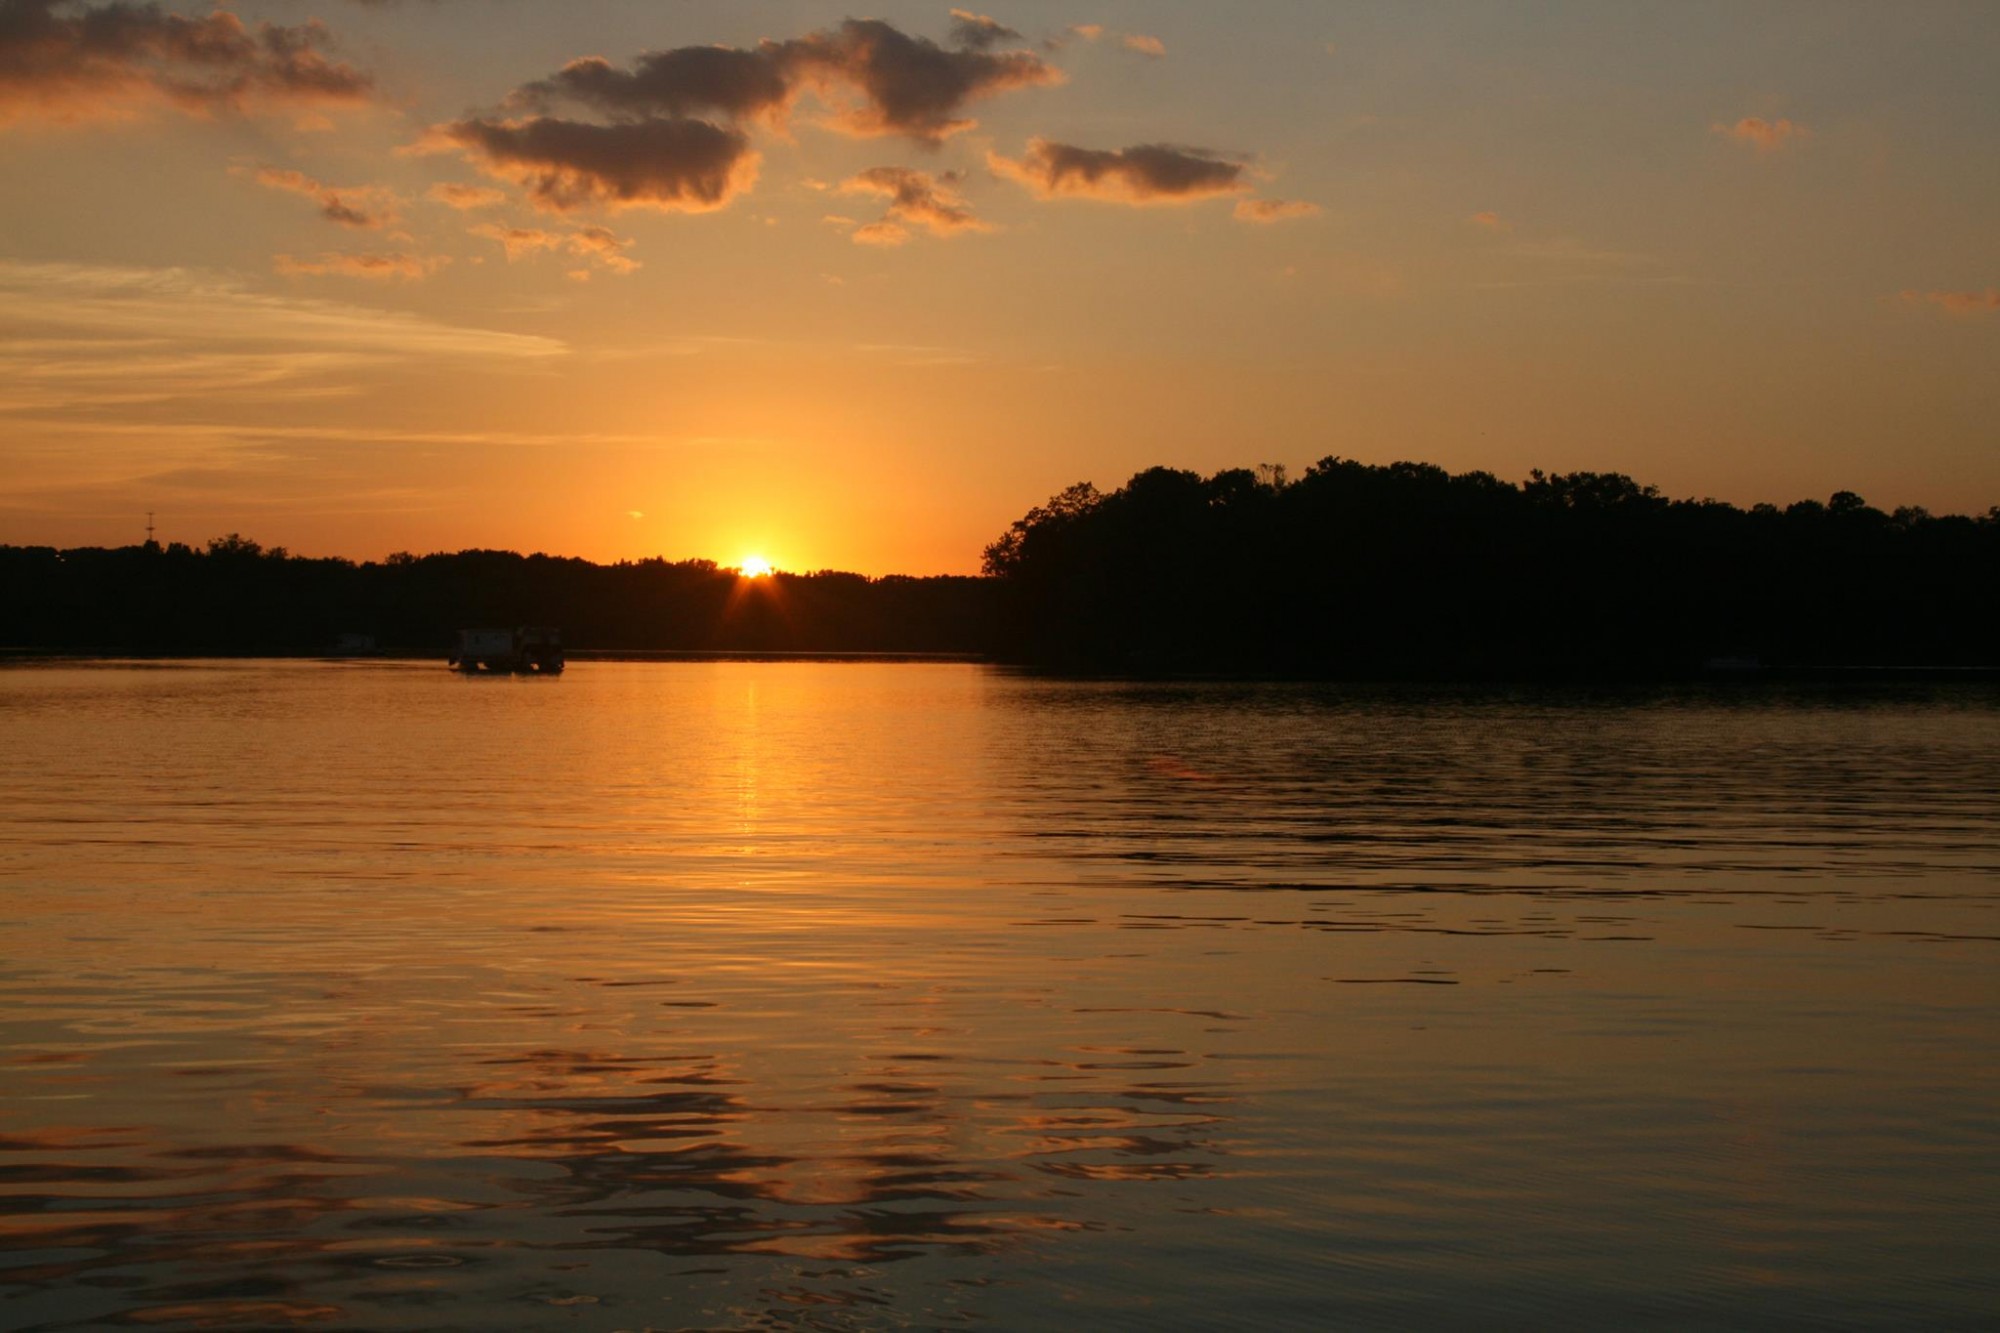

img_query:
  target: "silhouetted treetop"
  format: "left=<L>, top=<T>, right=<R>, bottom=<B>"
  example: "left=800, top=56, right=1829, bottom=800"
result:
left=983, top=456, right=1999, bottom=675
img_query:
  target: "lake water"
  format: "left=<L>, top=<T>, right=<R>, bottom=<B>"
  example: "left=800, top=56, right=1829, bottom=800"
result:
left=2, top=660, right=1996, bottom=1330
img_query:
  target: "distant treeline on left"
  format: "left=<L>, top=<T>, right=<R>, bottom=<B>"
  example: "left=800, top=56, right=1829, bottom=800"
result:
left=0, top=538, right=997, bottom=657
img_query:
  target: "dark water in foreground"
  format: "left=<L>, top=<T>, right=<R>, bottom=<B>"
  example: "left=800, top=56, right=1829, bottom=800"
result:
left=2, top=661, right=1996, bottom=1330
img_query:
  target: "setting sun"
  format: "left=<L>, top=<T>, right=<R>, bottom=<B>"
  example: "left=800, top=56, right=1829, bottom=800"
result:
left=3, top=2, right=1997, bottom=1327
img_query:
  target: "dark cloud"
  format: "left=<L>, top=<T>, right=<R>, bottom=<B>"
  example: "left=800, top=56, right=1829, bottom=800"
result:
left=781, top=18, right=1059, bottom=140
left=841, top=166, right=988, bottom=238
left=947, top=9, right=1021, bottom=51
left=421, top=16, right=1057, bottom=219
left=989, top=139, right=1248, bottom=205
left=423, top=115, right=758, bottom=213
left=521, top=45, right=792, bottom=124
left=516, top=17, right=1059, bottom=145
left=0, top=0, right=373, bottom=125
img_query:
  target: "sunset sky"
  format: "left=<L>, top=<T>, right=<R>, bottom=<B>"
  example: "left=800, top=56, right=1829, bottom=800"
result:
left=2, top=0, right=1995, bottom=573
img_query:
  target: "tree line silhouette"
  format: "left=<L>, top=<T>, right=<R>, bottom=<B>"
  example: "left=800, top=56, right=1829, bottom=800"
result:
left=0, top=538, right=991, bottom=658
left=4, top=457, right=1996, bottom=674
left=983, top=459, right=2000, bottom=674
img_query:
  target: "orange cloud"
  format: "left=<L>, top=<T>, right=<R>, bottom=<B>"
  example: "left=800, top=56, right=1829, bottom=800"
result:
left=1065, top=24, right=1164, bottom=57
left=273, top=251, right=444, bottom=281
left=468, top=223, right=562, bottom=259
left=469, top=222, right=639, bottom=273
left=1470, top=210, right=1506, bottom=229
left=421, top=115, right=759, bottom=213
left=0, top=0, right=372, bottom=127
left=1234, top=198, right=1319, bottom=224
left=852, top=220, right=910, bottom=247
left=1713, top=116, right=1808, bottom=152
left=990, top=139, right=1249, bottom=205
left=840, top=166, right=990, bottom=238
left=565, top=224, right=639, bottom=273
left=248, top=166, right=398, bottom=228
left=1901, top=288, right=2000, bottom=315
left=427, top=182, right=506, bottom=210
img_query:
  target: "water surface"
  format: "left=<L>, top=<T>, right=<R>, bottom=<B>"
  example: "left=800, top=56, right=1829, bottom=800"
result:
left=3, top=662, right=1997, bottom=1329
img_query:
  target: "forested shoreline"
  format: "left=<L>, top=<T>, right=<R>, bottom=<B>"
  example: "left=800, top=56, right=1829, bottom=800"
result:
left=0, top=540, right=995, bottom=658
left=981, top=459, right=2000, bottom=675
left=6, top=458, right=1997, bottom=674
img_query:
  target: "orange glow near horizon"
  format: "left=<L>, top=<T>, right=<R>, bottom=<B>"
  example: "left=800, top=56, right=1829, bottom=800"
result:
left=0, top=5, right=1995, bottom=571
left=739, top=555, right=774, bottom=579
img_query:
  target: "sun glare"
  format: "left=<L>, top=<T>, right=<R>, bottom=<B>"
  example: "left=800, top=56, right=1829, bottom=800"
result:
left=740, top=555, right=774, bottom=578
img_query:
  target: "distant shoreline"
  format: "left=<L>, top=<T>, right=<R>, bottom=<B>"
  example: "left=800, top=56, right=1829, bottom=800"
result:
left=5, top=647, right=1997, bottom=686
left=11, top=459, right=1995, bottom=675
left=567, top=649, right=988, bottom=664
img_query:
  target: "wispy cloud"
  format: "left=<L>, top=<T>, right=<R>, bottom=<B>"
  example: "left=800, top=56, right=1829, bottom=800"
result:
left=469, top=223, right=562, bottom=260
left=1713, top=116, right=1808, bottom=152
left=0, top=0, right=373, bottom=127
left=853, top=340, right=983, bottom=367
left=1503, top=236, right=1659, bottom=268
left=1470, top=229, right=1674, bottom=289
left=273, top=251, right=445, bottom=280
left=469, top=222, right=639, bottom=272
left=1064, top=23, right=1166, bottom=58
left=852, top=220, right=910, bottom=247
left=1900, top=288, right=2000, bottom=315
left=1469, top=210, right=1506, bottom=229
left=990, top=139, right=1249, bottom=205
left=0, top=260, right=560, bottom=411
left=1234, top=198, right=1319, bottom=224
left=947, top=9, right=1020, bottom=52
left=839, top=166, right=990, bottom=239
left=0, top=414, right=741, bottom=528
left=246, top=166, right=399, bottom=228
left=564, top=224, right=639, bottom=273
left=427, top=182, right=506, bottom=211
